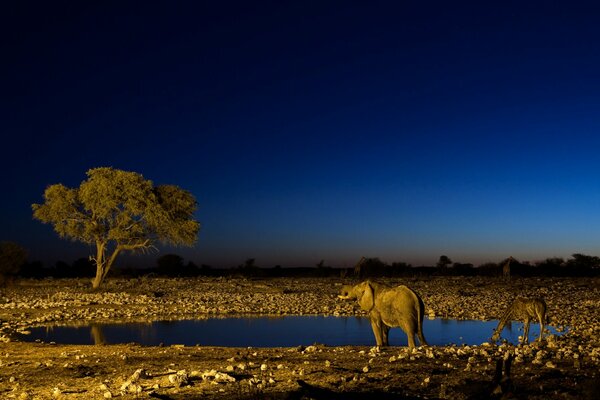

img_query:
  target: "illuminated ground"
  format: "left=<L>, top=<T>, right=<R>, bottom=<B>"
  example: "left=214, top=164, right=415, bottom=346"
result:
left=0, top=277, right=598, bottom=399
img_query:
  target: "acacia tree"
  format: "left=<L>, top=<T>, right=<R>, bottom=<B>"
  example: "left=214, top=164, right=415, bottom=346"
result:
left=32, top=167, right=200, bottom=289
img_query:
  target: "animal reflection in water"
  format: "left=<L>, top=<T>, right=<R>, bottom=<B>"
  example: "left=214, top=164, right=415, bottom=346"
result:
left=91, top=325, right=106, bottom=345
left=43, top=323, right=108, bottom=345
left=338, top=280, right=427, bottom=349
left=491, top=297, right=547, bottom=344
left=89, top=322, right=157, bottom=345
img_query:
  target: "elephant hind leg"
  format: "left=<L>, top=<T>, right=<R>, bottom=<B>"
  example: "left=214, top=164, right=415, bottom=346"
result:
left=382, top=325, right=390, bottom=347
left=407, top=332, right=416, bottom=349
left=400, top=321, right=417, bottom=349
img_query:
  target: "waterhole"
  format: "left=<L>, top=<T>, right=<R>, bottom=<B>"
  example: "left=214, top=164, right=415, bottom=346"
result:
left=18, top=317, right=565, bottom=347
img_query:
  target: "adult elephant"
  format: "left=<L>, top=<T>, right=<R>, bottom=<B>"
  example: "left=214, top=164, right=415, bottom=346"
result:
left=338, top=280, right=428, bottom=348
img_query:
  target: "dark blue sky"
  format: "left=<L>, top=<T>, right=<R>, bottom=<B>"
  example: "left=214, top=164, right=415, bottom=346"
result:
left=2, top=1, right=600, bottom=268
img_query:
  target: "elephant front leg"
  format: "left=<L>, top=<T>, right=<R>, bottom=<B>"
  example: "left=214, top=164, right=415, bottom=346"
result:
left=369, top=316, right=385, bottom=347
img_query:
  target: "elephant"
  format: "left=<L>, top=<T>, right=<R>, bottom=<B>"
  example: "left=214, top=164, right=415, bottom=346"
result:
left=338, top=280, right=428, bottom=348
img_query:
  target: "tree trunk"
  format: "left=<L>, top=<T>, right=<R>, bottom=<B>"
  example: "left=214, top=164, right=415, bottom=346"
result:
left=92, top=266, right=105, bottom=289
left=91, top=241, right=106, bottom=290
left=91, top=243, right=122, bottom=290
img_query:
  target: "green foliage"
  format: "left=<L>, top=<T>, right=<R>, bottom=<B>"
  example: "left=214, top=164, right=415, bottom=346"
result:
left=0, top=241, right=27, bottom=284
left=32, top=167, right=200, bottom=288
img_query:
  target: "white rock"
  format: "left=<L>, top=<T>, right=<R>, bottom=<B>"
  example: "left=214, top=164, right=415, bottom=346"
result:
left=214, top=372, right=236, bottom=383
left=168, top=370, right=189, bottom=387
left=119, top=380, right=132, bottom=391
left=130, top=368, right=147, bottom=382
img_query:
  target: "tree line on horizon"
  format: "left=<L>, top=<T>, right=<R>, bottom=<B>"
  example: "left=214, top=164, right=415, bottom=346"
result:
left=1, top=243, right=599, bottom=283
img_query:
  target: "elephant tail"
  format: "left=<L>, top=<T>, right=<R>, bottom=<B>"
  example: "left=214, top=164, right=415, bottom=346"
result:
left=416, top=293, right=428, bottom=346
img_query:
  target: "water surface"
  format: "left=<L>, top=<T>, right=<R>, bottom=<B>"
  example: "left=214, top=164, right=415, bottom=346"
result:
left=19, top=316, right=563, bottom=347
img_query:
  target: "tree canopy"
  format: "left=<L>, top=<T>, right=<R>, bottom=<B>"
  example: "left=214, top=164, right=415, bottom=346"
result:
left=436, top=255, right=452, bottom=269
left=32, top=167, right=200, bottom=288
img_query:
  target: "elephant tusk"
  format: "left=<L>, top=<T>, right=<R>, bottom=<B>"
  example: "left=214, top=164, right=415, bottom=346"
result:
left=338, top=295, right=350, bottom=300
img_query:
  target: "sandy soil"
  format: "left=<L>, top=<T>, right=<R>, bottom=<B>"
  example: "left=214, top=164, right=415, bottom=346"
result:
left=0, top=276, right=598, bottom=399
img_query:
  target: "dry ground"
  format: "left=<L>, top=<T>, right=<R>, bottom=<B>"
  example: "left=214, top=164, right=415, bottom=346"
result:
left=0, top=276, right=598, bottom=399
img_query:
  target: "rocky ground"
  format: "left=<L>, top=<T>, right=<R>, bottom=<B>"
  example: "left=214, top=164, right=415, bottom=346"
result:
left=0, top=276, right=598, bottom=399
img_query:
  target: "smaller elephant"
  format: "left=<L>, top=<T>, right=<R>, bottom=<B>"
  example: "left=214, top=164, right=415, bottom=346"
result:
left=338, top=280, right=428, bottom=348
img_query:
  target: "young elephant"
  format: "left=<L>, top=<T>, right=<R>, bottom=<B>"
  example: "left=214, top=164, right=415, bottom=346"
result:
left=338, top=280, right=428, bottom=348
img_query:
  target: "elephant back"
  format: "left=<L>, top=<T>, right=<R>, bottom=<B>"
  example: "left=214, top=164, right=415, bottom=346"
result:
left=393, top=285, right=423, bottom=304
left=376, top=285, right=421, bottom=326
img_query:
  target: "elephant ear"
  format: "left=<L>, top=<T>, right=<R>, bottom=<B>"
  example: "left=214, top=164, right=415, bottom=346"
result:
left=357, top=282, right=375, bottom=311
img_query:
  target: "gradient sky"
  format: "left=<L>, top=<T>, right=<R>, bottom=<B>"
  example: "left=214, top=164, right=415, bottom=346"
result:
left=2, top=1, right=600, bottom=268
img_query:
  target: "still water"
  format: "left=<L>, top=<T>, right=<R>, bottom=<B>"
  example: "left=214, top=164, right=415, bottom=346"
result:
left=19, top=317, right=563, bottom=347
left=20, top=316, right=557, bottom=347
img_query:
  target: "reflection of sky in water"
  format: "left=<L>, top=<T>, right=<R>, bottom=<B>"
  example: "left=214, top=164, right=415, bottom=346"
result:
left=23, top=317, right=565, bottom=347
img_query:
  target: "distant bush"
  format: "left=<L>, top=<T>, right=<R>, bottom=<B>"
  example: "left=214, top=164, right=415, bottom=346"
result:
left=156, top=254, right=201, bottom=277
left=451, top=263, right=475, bottom=276
left=354, top=257, right=388, bottom=278
left=535, top=257, right=566, bottom=276
left=18, top=261, right=46, bottom=279
left=566, top=254, right=600, bottom=276
left=0, top=242, right=27, bottom=285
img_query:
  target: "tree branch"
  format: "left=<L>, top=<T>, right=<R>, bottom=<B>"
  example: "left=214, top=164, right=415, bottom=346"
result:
left=119, top=239, right=152, bottom=251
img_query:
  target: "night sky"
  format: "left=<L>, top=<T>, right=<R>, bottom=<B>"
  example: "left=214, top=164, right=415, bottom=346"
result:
left=2, top=1, right=600, bottom=268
